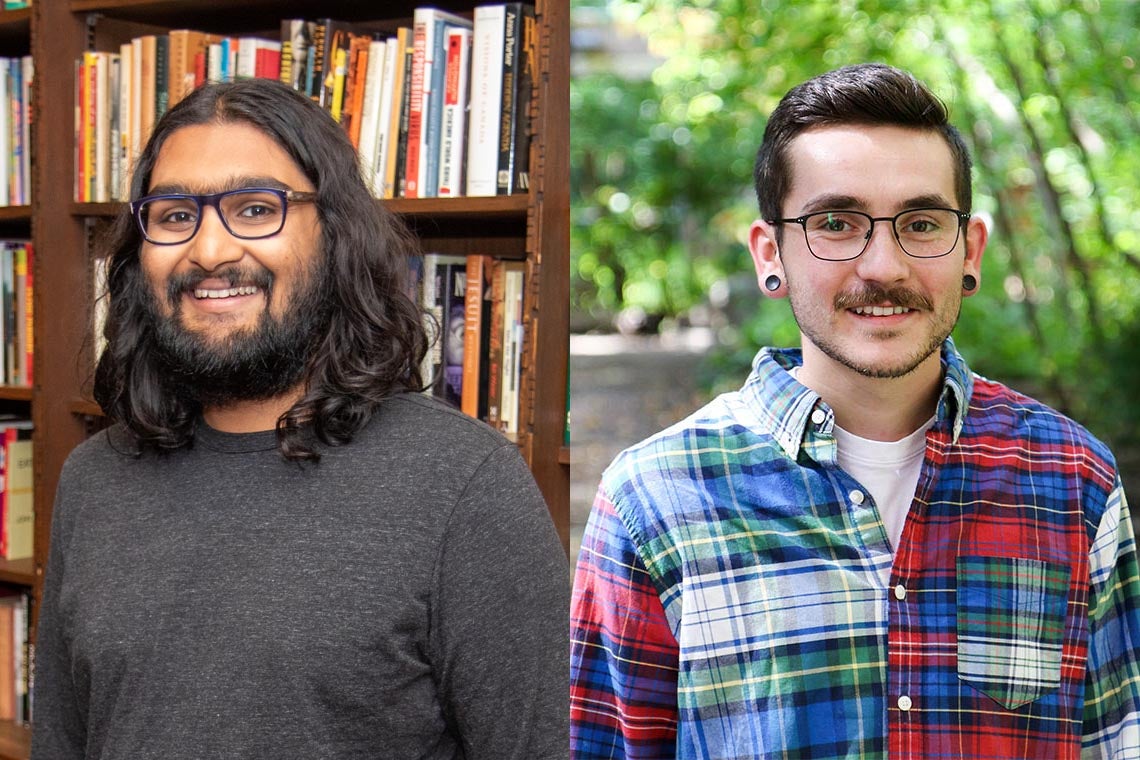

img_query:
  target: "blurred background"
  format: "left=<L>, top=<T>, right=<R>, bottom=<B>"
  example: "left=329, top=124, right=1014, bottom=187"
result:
left=568, top=0, right=1140, bottom=559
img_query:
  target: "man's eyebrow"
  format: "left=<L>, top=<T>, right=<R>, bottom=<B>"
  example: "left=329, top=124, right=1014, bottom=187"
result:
left=144, top=176, right=293, bottom=196
left=899, top=193, right=956, bottom=210
left=799, top=194, right=866, bottom=215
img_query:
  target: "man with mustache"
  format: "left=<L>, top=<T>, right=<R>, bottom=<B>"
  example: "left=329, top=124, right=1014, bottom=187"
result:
left=570, top=64, right=1139, bottom=759
left=32, top=79, right=569, bottom=759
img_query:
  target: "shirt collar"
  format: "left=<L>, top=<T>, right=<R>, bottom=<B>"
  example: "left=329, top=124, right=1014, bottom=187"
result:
left=742, top=337, right=974, bottom=462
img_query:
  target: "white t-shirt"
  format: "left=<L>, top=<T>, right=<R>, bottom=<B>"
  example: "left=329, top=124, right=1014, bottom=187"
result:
left=833, top=418, right=934, bottom=554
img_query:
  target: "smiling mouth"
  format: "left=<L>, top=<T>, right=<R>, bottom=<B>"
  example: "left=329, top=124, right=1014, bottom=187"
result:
left=850, top=305, right=913, bottom=316
left=192, top=285, right=262, bottom=300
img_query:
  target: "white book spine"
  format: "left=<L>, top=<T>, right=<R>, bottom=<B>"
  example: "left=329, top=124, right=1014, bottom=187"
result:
left=373, top=37, right=400, bottom=199
left=465, top=5, right=505, bottom=197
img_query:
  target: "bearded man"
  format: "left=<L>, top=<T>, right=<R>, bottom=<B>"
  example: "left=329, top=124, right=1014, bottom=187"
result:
left=33, top=79, right=569, bottom=760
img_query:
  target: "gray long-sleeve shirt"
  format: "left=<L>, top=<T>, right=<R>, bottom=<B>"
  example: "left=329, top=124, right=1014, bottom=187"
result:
left=32, top=393, right=570, bottom=759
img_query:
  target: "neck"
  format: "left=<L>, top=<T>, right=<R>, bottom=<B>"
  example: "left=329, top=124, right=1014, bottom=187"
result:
left=202, top=385, right=304, bottom=434
left=796, top=345, right=942, bottom=441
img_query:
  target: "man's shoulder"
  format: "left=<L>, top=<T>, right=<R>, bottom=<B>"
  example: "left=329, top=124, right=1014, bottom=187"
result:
left=366, top=391, right=513, bottom=450
left=967, top=374, right=1116, bottom=472
left=600, top=387, right=772, bottom=507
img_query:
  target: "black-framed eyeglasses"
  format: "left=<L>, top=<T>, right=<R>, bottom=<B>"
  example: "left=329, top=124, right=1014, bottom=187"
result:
left=767, top=207, right=970, bottom=261
left=130, top=187, right=318, bottom=246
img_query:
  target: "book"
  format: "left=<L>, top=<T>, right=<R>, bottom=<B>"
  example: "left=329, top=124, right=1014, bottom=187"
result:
left=437, top=27, right=472, bottom=198
left=485, top=259, right=506, bottom=427
left=279, top=19, right=315, bottom=93
left=355, top=36, right=387, bottom=189
left=461, top=254, right=493, bottom=418
left=119, top=42, right=132, bottom=199
left=377, top=28, right=411, bottom=199
left=465, top=4, right=508, bottom=196
left=154, top=34, right=169, bottom=119
left=394, top=36, right=415, bottom=197
left=420, top=253, right=466, bottom=397
left=342, top=34, right=371, bottom=144
left=498, top=260, right=525, bottom=436
left=137, top=35, right=157, bottom=149
left=438, top=260, right=467, bottom=407
left=0, top=420, right=32, bottom=560
left=496, top=3, right=534, bottom=195
left=423, top=11, right=472, bottom=198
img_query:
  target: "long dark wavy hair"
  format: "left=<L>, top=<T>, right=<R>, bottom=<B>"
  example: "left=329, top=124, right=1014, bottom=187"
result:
left=94, top=79, right=428, bottom=461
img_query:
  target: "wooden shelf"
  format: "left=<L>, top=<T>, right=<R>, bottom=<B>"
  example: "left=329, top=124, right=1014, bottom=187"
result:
left=0, top=720, right=29, bottom=760
left=0, top=387, right=30, bottom=402
left=558, top=446, right=569, bottom=465
left=0, top=9, right=29, bottom=50
left=0, top=207, right=29, bottom=224
left=0, top=557, right=34, bottom=587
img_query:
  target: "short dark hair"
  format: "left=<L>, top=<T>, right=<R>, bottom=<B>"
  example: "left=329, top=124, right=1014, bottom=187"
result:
left=94, top=78, right=427, bottom=461
left=753, top=63, right=973, bottom=223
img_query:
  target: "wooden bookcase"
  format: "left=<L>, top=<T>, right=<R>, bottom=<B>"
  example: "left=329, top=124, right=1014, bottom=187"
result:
left=0, top=0, right=569, bottom=755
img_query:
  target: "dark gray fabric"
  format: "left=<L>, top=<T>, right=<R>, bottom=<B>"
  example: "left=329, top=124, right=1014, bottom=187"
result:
left=31, top=393, right=570, bottom=759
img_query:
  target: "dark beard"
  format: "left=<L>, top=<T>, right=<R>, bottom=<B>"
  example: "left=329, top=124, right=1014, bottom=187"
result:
left=146, top=261, right=331, bottom=409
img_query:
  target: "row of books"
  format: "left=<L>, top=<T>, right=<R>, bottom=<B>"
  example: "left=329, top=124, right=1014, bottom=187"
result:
left=74, top=3, right=536, bottom=203
left=0, top=590, right=29, bottom=725
left=416, top=254, right=526, bottom=437
left=0, top=57, right=31, bottom=208
left=0, top=241, right=31, bottom=388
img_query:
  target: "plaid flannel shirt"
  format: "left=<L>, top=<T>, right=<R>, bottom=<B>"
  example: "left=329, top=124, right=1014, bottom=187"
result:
left=570, top=339, right=1140, bottom=759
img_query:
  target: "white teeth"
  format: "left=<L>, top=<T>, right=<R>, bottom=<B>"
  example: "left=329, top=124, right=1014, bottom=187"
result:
left=193, top=285, right=259, bottom=299
left=852, top=305, right=911, bottom=316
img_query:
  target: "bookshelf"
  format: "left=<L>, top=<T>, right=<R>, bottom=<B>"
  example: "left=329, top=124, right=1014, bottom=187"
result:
left=11, top=0, right=570, bottom=755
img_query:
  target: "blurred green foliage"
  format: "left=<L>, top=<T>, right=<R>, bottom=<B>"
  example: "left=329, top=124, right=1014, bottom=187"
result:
left=572, top=0, right=1140, bottom=473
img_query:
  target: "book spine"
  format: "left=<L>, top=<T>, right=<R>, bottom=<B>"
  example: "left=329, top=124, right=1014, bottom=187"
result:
left=118, top=42, right=132, bottom=199
left=13, top=245, right=25, bottom=388
left=461, top=254, right=490, bottom=417
left=94, top=53, right=109, bottom=203
left=465, top=5, right=505, bottom=197
left=154, top=35, right=169, bottom=119
left=404, top=13, right=430, bottom=198
left=356, top=37, right=386, bottom=191
left=395, top=39, right=414, bottom=198
left=21, top=242, right=30, bottom=387
left=438, top=27, right=471, bottom=198
left=495, top=4, right=524, bottom=195
left=500, top=262, right=525, bottom=435
left=439, top=261, right=467, bottom=408
left=7, top=61, right=20, bottom=206
left=108, top=54, right=120, bottom=202
left=486, top=259, right=505, bottom=428
left=509, top=6, right=536, bottom=194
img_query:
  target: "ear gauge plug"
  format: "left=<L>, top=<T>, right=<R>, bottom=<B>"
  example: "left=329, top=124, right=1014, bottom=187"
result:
left=765, top=275, right=782, bottom=292
left=962, top=274, right=978, bottom=292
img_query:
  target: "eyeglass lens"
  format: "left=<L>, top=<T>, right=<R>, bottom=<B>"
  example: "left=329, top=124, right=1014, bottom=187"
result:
left=138, top=190, right=288, bottom=244
left=802, top=208, right=961, bottom=260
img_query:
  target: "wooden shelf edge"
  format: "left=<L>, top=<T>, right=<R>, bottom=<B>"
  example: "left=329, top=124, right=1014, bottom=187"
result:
left=0, top=387, right=31, bottom=402
left=0, top=206, right=29, bottom=223
left=0, top=718, right=30, bottom=760
left=558, top=446, right=569, bottom=465
left=0, top=557, right=34, bottom=587
left=0, top=8, right=30, bottom=26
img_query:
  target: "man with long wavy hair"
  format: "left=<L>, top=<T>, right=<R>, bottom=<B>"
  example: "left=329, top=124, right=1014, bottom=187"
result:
left=32, top=79, right=569, bottom=759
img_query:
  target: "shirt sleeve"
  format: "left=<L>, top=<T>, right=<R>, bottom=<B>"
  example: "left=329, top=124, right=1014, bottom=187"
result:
left=1082, top=476, right=1140, bottom=756
left=570, top=486, right=679, bottom=759
left=432, top=443, right=570, bottom=760
left=30, top=477, right=86, bottom=760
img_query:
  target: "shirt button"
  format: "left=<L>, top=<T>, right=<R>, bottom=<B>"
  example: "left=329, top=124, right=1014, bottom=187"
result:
left=894, top=584, right=907, bottom=600
left=898, top=695, right=912, bottom=711
left=811, top=409, right=826, bottom=425
left=848, top=489, right=865, bottom=505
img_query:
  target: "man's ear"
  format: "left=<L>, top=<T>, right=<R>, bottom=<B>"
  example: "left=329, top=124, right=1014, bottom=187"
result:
left=748, top=219, right=787, bottom=298
left=962, top=215, right=988, bottom=297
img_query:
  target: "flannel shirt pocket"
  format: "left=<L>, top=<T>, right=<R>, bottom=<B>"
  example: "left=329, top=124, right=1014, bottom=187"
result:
left=956, top=555, right=1070, bottom=710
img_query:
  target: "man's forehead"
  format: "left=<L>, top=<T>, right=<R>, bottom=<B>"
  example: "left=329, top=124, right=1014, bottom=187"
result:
left=784, top=123, right=957, bottom=209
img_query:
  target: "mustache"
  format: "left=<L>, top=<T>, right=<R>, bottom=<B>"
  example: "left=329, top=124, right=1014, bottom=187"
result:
left=834, top=283, right=932, bottom=312
left=165, top=266, right=273, bottom=304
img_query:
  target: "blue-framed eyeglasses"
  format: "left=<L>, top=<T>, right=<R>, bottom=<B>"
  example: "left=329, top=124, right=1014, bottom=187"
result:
left=130, top=187, right=318, bottom=246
